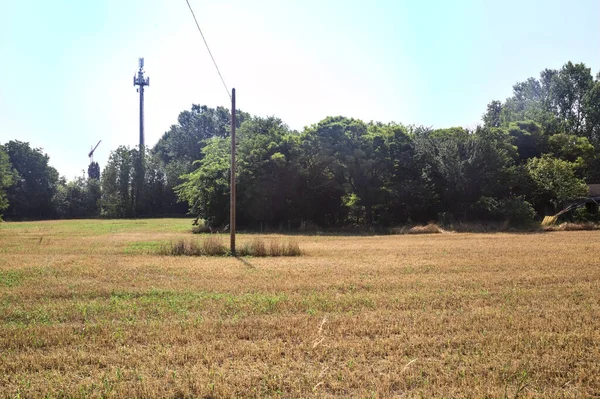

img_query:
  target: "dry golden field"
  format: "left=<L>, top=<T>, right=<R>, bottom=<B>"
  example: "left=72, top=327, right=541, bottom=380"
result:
left=1, top=219, right=599, bottom=398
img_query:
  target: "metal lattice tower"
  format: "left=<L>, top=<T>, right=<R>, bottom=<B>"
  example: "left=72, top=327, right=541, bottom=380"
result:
left=133, top=58, right=150, bottom=151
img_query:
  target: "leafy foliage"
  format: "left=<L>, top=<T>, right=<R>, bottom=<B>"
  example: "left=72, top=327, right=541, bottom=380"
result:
left=3, top=141, right=58, bottom=220
left=53, top=177, right=101, bottom=219
left=524, top=156, right=588, bottom=212
left=0, top=145, right=16, bottom=217
left=87, top=161, right=101, bottom=180
left=3, top=61, right=600, bottom=226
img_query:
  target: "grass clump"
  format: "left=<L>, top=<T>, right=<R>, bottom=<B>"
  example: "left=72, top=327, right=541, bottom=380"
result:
left=203, top=236, right=228, bottom=255
left=282, top=240, right=301, bottom=256
left=158, top=237, right=300, bottom=256
left=239, top=238, right=301, bottom=257
left=0, top=270, right=24, bottom=288
left=159, top=237, right=227, bottom=256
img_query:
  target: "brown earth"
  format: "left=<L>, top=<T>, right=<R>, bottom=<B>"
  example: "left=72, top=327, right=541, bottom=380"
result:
left=1, top=219, right=599, bottom=398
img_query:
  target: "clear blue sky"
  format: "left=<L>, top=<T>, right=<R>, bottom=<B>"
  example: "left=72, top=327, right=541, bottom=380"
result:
left=1, top=0, right=599, bottom=178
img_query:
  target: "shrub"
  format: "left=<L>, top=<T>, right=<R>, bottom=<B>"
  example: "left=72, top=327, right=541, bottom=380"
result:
left=573, top=207, right=600, bottom=223
left=469, top=196, right=536, bottom=227
left=500, top=197, right=536, bottom=227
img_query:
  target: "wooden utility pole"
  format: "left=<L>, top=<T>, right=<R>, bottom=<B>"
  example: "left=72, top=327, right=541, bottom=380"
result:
left=230, top=88, right=236, bottom=255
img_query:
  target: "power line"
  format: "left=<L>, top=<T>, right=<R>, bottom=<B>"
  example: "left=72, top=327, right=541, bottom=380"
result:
left=185, top=0, right=232, bottom=100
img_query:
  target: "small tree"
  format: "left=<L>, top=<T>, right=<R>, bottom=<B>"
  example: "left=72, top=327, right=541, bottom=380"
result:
left=525, top=155, right=588, bottom=214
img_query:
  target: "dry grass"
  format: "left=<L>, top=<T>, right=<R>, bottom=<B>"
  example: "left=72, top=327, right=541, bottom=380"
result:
left=238, top=238, right=301, bottom=257
left=200, top=236, right=225, bottom=256
left=241, top=237, right=267, bottom=257
left=158, top=237, right=229, bottom=256
left=1, top=219, right=600, bottom=397
left=392, top=223, right=445, bottom=235
left=159, top=237, right=300, bottom=257
left=191, top=224, right=211, bottom=234
left=542, top=222, right=599, bottom=232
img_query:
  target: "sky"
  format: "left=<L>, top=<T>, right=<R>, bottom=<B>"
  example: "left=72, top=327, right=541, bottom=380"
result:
left=1, top=0, right=599, bottom=179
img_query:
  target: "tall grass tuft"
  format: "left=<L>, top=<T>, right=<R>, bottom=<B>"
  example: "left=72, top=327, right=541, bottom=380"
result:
left=166, top=239, right=186, bottom=256
left=159, top=237, right=226, bottom=256
left=239, top=239, right=267, bottom=257
left=203, top=236, right=228, bottom=256
left=251, top=239, right=267, bottom=257
left=159, top=237, right=301, bottom=257
left=238, top=238, right=301, bottom=257
left=282, top=240, right=301, bottom=256
left=269, top=240, right=283, bottom=256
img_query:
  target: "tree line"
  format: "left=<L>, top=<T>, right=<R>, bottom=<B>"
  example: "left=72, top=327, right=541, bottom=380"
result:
left=1, top=61, right=599, bottom=226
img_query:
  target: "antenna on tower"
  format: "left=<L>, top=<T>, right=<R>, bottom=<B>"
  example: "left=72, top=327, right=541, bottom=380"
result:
left=133, top=57, right=150, bottom=150
left=132, top=57, right=150, bottom=216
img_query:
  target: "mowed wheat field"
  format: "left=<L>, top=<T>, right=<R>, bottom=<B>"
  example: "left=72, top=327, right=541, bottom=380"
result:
left=1, top=219, right=599, bottom=398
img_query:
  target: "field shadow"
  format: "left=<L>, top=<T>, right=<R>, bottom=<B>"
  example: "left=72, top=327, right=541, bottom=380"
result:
left=234, top=256, right=256, bottom=269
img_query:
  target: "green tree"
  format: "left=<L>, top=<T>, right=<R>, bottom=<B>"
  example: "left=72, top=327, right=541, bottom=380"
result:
left=547, top=133, right=594, bottom=163
left=153, top=104, right=249, bottom=214
left=583, top=78, right=600, bottom=145
left=4, top=140, right=59, bottom=219
left=483, top=100, right=503, bottom=128
left=411, top=126, right=519, bottom=222
left=552, top=62, right=594, bottom=136
left=496, top=62, right=597, bottom=140
left=101, top=146, right=134, bottom=218
left=504, top=121, right=546, bottom=162
left=501, top=75, right=558, bottom=134
left=412, top=127, right=472, bottom=220
left=524, top=155, right=588, bottom=214
left=176, top=137, right=230, bottom=226
left=299, top=117, right=362, bottom=225
left=144, top=152, right=168, bottom=215
left=87, top=162, right=100, bottom=180
left=0, top=145, right=16, bottom=218
left=52, top=177, right=101, bottom=218
left=177, top=117, right=303, bottom=229
left=302, top=116, right=392, bottom=225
